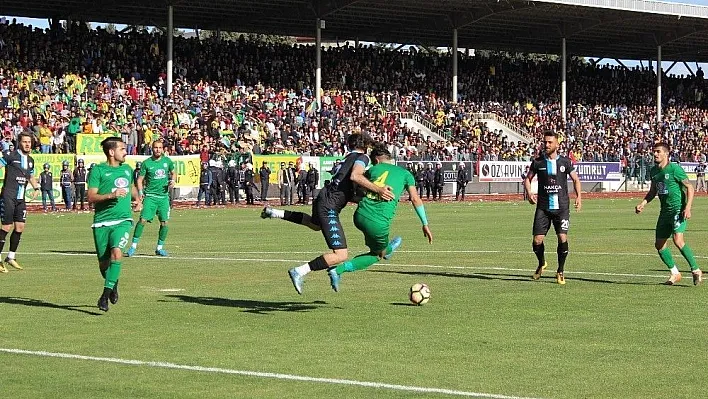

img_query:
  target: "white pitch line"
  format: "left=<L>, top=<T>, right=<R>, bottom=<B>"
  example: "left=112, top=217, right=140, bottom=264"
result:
left=0, top=348, right=543, bottom=399
left=20, top=252, right=671, bottom=279
left=184, top=250, right=708, bottom=259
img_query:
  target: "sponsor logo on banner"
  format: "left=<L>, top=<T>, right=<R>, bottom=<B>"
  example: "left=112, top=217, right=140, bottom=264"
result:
left=675, top=162, right=699, bottom=180
left=252, top=155, right=303, bottom=184
left=478, top=160, right=623, bottom=182
left=76, top=133, right=120, bottom=155
left=573, top=162, right=622, bottom=182
left=478, top=161, right=528, bottom=182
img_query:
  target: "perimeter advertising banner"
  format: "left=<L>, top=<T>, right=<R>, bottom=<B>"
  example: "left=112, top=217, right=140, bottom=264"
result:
left=477, top=161, right=623, bottom=182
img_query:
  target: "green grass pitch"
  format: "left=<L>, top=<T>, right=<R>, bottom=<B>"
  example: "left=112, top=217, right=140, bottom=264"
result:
left=1, top=197, right=707, bottom=399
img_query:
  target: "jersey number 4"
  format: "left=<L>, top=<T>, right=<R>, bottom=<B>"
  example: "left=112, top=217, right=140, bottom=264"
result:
left=366, top=171, right=389, bottom=200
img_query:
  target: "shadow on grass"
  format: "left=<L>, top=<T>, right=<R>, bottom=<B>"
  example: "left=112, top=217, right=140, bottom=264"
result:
left=162, top=295, right=333, bottom=315
left=49, top=250, right=96, bottom=255
left=370, top=269, right=664, bottom=286
left=0, top=296, right=103, bottom=315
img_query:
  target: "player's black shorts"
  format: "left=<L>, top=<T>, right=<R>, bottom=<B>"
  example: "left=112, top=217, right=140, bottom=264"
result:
left=532, top=207, right=570, bottom=236
left=0, top=197, right=27, bottom=224
left=310, top=196, right=347, bottom=250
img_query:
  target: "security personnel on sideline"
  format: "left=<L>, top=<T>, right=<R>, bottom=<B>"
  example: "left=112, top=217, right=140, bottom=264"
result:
left=244, top=163, right=256, bottom=205
left=73, top=159, right=88, bottom=211
left=60, top=160, right=73, bottom=211
left=415, top=162, right=426, bottom=198
left=39, top=163, right=57, bottom=212
left=226, top=160, right=241, bottom=204
left=456, top=162, right=469, bottom=201
left=259, top=161, right=271, bottom=201
left=433, top=162, right=444, bottom=200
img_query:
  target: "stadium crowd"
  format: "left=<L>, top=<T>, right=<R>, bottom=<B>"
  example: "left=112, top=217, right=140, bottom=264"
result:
left=0, top=18, right=707, bottom=177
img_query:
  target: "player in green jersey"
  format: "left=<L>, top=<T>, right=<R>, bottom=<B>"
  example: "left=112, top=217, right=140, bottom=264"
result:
left=635, top=142, right=702, bottom=286
left=327, top=144, right=433, bottom=292
left=126, top=140, right=175, bottom=257
left=87, top=137, right=142, bottom=312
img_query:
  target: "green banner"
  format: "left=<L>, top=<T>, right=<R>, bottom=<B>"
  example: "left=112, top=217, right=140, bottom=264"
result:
left=318, top=156, right=342, bottom=187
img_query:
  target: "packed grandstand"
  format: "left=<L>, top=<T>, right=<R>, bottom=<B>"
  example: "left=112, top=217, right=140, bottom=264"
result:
left=0, top=18, right=706, bottom=182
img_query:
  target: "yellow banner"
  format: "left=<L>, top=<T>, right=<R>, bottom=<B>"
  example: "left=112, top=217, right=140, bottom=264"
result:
left=79, top=154, right=201, bottom=188
left=252, top=155, right=303, bottom=183
left=76, top=133, right=119, bottom=155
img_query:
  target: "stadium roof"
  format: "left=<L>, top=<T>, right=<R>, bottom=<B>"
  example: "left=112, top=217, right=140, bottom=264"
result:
left=6, top=0, right=708, bottom=61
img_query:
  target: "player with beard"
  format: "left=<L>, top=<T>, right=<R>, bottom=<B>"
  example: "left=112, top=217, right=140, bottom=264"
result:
left=524, top=130, right=582, bottom=285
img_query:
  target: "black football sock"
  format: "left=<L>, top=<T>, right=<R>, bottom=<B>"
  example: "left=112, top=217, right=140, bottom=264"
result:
left=532, top=242, right=545, bottom=268
left=557, top=241, right=569, bottom=274
left=283, top=211, right=306, bottom=225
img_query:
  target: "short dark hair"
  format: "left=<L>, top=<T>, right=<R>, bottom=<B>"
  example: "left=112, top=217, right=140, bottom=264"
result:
left=17, top=132, right=34, bottom=144
left=654, top=142, right=670, bottom=153
left=101, top=137, right=123, bottom=157
left=543, top=130, right=558, bottom=139
left=370, top=143, right=391, bottom=159
left=347, top=132, right=373, bottom=150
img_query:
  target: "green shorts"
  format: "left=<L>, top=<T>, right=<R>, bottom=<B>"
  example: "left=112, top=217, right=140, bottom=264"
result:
left=656, top=213, right=687, bottom=240
left=93, top=220, right=133, bottom=262
left=354, top=210, right=390, bottom=253
left=140, top=196, right=171, bottom=223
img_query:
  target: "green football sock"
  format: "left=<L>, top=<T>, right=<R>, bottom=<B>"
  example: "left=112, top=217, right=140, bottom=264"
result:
left=158, top=225, right=169, bottom=243
left=679, top=244, right=700, bottom=271
left=335, top=253, right=380, bottom=274
left=132, top=223, right=145, bottom=243
left=104, top=260, right=122, bottom=290
left=658, top=247, right=676, bottom=269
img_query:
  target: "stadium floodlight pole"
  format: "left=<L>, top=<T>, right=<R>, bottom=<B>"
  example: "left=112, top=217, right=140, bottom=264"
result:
left=452, top=28, right=458, bottom=104
left=167, top=4, right=174, bottom=96
left=657, top=45, right=662, bottom=123
left=315, top=18, right=323, bottom=112
left=561, top=37, right=567, bottom=124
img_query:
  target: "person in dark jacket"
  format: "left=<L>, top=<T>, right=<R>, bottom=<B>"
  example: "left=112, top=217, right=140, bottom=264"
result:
left=39, top=163, right=57, bottom=212
left=455, top=162, right=469, bottom=201
left=197, top=161, right=212, bottom=207
left=73, top=158, right=88, bottom=211
left=296, top=166, right=308, bottom=204
left=424, top=163, right=434, bottom=200
left=259, top=161, right=271, bottom=201
left=433, top=162, right=444, bottom=200
left=226, top=160, right=241, bottom=204
left=305, top=163, right=319, bottom=205
left=415, top=162, right=426, bottom=198
left=244, top=163, right=256, bottom=205
left=59, top=160, right=73, bottom=211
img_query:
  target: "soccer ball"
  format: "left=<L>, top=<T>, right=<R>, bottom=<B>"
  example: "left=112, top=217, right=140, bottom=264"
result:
left=409, top=283, right=430, bottom=306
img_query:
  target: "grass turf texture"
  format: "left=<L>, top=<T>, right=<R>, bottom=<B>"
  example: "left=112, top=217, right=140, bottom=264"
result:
left=1, top=197, right=707, bottom=399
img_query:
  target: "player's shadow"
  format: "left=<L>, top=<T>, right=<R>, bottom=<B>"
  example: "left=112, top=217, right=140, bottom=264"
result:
left=0, top=296, right=103, bottom=316
left=371, top=270, right=661, bottom=286
left=162, top=295, right=332, bottom=315
left=49, top=250, right=96, bottom=255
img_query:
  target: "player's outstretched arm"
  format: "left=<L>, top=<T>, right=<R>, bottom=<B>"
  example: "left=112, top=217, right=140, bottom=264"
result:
left=635, top=181, right=657, bottom=214
left=569, top=170, right=582, bottom=211
left=28, top=175, right=40, bottom=200
left=351, top=162, right=395, bottom=201
left=681, top=178, right=694, bottom=219
left=408, top=186, right=432, bottom=244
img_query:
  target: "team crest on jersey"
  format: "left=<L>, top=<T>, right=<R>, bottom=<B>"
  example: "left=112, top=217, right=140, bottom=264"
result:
left=560, top=165, right=566, bottom=173
left=163, top=163, right=167, bottom=168
left=665, top=174, right=670, bottom=179
left=29, top=161, right=33, bottom=169
left=114, top=177, right=129, bottom=188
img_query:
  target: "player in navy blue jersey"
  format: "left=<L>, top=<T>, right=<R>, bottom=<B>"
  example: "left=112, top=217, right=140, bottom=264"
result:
left=523, top=130, right=582, bottom=284
left=261, top=133, right=395, bottom=294
left=0, top=132, right=40, bottom=273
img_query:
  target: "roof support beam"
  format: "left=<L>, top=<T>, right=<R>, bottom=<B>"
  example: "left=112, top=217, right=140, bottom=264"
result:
left=314, top=0, right=361, bottom=18
left=450, top=3, right=537, bottom=29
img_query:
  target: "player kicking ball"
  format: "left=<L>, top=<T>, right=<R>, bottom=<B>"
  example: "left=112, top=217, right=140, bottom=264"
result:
left=635, top=142, right=702, bottom=286
left=327, top=144, right=433, bottom=292
left=88, top=137, right=142, bottom=312
left=126, top=140, right=175, bottom=257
